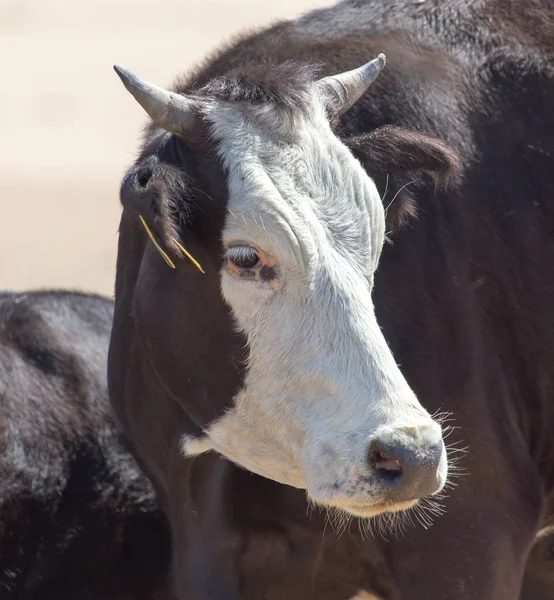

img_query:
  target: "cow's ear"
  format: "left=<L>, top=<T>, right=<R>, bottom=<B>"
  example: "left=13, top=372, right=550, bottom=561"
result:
left=120, top=158, right=188, bottom=265
left=344, top=126, right=462, bottom=229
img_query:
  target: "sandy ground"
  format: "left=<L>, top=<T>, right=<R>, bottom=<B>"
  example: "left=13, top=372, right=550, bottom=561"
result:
left=0, top=0, right=329, bottom=296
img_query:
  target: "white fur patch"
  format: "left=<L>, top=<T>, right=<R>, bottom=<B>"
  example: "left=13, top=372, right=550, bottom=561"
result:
left=191, top=87, right=446, bottom=513
left=181, top=434, right=212, bottom=456
left=536, top=524, right=554, bottom=540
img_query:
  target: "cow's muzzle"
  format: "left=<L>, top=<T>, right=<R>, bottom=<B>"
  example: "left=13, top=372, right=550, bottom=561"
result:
left=368, top=423, right=446, bottom=502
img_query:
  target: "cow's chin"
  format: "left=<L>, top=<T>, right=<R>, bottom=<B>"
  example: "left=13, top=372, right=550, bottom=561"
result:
left=316, top=498, right=419, bottom=519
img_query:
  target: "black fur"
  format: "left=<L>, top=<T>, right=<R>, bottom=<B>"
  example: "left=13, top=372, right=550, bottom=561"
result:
left=197, top=62, right=319, bottom=116
left=0, top=290, right=170, bottom=599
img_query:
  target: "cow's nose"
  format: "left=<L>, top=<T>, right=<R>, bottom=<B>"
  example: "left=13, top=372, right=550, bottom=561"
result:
left=369, top=425, right=445, bottom=501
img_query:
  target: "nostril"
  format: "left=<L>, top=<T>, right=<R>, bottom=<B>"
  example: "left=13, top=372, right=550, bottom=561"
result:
left=371, top=448, right=403, bottom=483
left=367, top=433, right=445, bottom=500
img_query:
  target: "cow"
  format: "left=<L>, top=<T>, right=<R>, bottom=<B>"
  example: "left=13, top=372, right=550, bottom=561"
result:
left=0, top=290, right=171, bottom=599
left=108, top=0, right=554, bottom=598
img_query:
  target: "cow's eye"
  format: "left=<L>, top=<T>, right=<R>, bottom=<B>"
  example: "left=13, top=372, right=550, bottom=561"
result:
left=226, top=246, right=261, bottom=270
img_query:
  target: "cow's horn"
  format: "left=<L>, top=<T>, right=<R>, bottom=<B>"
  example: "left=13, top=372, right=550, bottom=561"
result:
left=114, top=65, right=198, bottom=138
left=317, top=53, right=386, bottom=117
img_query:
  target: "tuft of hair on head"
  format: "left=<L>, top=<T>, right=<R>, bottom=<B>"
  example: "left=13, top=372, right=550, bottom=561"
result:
left=344, top=125, right=462, bottom=230
left=197, top=61, right=321, bottom=116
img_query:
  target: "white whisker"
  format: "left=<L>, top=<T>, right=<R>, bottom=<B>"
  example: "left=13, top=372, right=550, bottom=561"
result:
left=384, top=179, right=416, bottom=214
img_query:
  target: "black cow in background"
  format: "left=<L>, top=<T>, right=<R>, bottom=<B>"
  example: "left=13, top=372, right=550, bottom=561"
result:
left=0, top=290, right=170, bottom=599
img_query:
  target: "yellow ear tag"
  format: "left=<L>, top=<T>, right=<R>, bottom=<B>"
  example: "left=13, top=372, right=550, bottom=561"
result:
left=172, top=237, right=206, bottom=274
left=138, top=215, right=176, bottom=269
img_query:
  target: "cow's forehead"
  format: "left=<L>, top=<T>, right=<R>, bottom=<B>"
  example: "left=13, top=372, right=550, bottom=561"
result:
left=206, top=100, right=384, bottom=273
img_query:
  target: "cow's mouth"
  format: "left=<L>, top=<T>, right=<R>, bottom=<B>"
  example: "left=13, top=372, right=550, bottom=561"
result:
left=333, top=498, right=419, bottom=519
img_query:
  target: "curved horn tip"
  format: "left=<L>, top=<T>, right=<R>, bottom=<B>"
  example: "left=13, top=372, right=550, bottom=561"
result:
left=362, top=53, right=386, bottom=75
left=112, top=64, right=199, bottom=141
left=113, top=64, right=139, bottom=89
left=113, top=64, right=128, bottom=79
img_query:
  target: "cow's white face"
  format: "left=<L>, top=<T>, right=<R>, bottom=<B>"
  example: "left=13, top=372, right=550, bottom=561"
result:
left=182, top=89, right=448, bottom=517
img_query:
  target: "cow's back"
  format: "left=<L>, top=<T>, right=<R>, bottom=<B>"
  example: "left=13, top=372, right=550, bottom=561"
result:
left=0, top=290, right=170, bottom=599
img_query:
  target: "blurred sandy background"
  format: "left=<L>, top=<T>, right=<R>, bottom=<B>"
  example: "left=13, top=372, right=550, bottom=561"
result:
left=1, top=0, right=329, bottom=296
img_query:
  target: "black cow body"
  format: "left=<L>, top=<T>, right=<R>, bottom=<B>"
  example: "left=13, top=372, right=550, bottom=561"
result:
left=0, top=290, right=170, bottom=599
left=109, top=1, right=554, bottom=599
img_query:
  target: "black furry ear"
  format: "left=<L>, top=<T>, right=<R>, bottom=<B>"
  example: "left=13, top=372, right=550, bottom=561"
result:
left=344, top=126, right=462, bottom=229
left=120, top=157, right=190, bottom=266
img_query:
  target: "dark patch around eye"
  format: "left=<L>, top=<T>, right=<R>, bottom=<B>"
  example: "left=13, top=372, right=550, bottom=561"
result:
left=260, top=266, right=278, bottom=282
